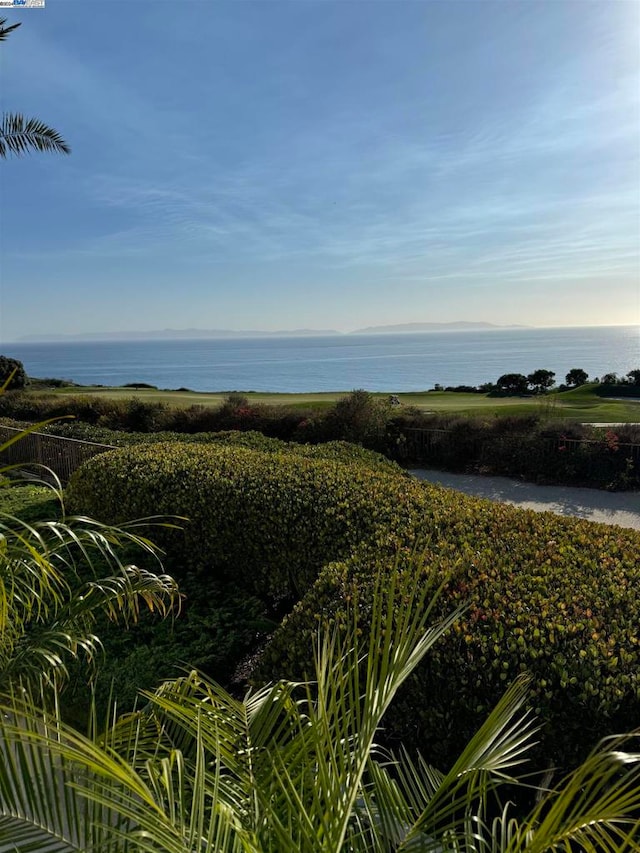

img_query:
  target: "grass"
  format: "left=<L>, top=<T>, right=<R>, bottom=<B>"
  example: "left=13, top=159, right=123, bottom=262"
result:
left=0, top=482, right=61, bottom=523
left=26, top=384, right=640, bottom=423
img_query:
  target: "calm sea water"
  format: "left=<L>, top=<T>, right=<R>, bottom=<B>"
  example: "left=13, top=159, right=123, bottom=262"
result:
left=4, top=326, right=638, bottom=393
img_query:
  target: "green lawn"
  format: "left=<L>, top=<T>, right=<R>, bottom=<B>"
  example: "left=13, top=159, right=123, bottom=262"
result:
left=0, top=482, right=61, bottom=523
left=25, top=384, right=640, bottom=422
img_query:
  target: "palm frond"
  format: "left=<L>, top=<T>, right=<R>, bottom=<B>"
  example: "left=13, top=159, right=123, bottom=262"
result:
left=0, top=18, right=21, bottom=42
left=0, top=420, right=180, bottom=692
left=0, top=556, right=638, bottom=852
left=355, top=676, right=536, bottom=851
left=0, top=695, right=130, bottom=852
left=0, top=509, right=179, bottom=690
left=516, top=733, right=640, bottom=853
left=254, top=564, right=464, bottom=852
left=0, top=113, right=70, bottom=158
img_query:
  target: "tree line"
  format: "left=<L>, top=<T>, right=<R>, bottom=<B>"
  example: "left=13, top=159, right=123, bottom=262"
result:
left=492, top=368, right=640, bottom=396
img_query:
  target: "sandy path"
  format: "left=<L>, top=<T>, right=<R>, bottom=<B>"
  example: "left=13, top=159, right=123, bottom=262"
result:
left=409, top=469, right=640, bottom=530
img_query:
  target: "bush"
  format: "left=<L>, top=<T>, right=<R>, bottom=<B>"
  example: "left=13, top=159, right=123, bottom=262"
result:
left=0, top=356, right=27, bottom=390
left=387, top=414, right=640, bottom=489
left=67, top=436, right=640, bottom=774
left=0, top=392, right=125, bottom=424
left=66, top=581, right=269, bottom=719
left=596, top=383, right=640, bottom=399
left=0, top=392, right=316, bottom=440
left=66, top=441, right=413, bottom=602
left=64, top=438, right=412, bottom=711
left=255, top=484, right=640, bottom=775
left=320, top=390, right=391, bottom=448
left=33, top=421, right=402, bottom=473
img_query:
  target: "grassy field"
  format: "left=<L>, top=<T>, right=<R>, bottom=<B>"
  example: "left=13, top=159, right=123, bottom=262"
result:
left=28, top=384, right=640, bottom=423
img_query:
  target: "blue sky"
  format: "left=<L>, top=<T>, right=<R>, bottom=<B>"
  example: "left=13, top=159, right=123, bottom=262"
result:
left=1, top=0, right=638, bottom=340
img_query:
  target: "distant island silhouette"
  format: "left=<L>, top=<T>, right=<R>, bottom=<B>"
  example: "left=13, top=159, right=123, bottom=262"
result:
left=18, top=322, right=528, bottom=343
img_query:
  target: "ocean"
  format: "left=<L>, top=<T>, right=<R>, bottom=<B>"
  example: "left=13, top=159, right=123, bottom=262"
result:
left=3, top=326, right=638, bottom=394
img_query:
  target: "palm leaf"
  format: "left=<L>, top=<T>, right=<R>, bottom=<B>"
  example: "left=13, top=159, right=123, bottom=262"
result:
left=0, top=560, right=638, bottom=852
left=0, top=113, right=70, bottom=158
left=0, top=18, right=21, bottom=42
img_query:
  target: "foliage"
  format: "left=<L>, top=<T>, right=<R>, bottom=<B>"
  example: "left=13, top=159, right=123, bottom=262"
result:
left=67, top=436, right=640, bottom=773
left=0, top=391, right=315, bottom=439
left=256, top=484, right=640, bottom=774
left=0, top=482, right=59, bottom=524
left=63, top=437, right=406, bottom=713
left=0, top=113, right=71, bottom=158
left=0, top=19, right=70, bottom=158
left=601, top=372, right=620, bottom=385
left=565, top=367, right=588, bottom=387
left=320, top=389, right=392, bottom=447
left=33, top=421, right=402, bottom=471
left=0, top=424, right=179, bottom=692
left=389, top=412, right=640, bottom=490
left=58, top=436, right=404, bottom=713
left=596, top=382, right=640, bottom=399
left=65, top=582, right=269, bottom=719
left=66, top=442, right=415, bottom=602
left=526, top=368, right=555, bottom=394
left=1, top=567, right=639, bottom=852
left=0, top=355, right=26, bottom=390
left=494, top=373, right=529, bottom=395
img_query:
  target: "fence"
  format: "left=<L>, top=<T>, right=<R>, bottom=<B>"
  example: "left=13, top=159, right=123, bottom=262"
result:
left=3, top=423, right=639, bottom=490
left=0, top=426, right=115, bottom=485
left=398, top=427, right=640, bottom=487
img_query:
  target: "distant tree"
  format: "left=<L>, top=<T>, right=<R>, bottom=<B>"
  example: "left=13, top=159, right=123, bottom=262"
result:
left=600, top=372, right=619, bottom=385
left=565, top=368, right=588, bottom=388
left=625, top=369, right=640, bottom=386
left=527, top=369, right=555, bottom=395
left=495, top=373, right=529, bottom=395
left=0, top=355, right=26, bottom=390
left=325, top=389, right=390, bottom=444
left=0, top=19, right=70, bottom=158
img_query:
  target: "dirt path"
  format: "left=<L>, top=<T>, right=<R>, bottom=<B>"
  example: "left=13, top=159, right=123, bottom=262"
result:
left=410, top=469, right=640, bottom=530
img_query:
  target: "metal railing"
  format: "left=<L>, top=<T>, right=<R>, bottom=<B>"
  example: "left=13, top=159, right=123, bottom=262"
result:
left=397, top=427, right=640, bottom=485
left=0, top=426, right=115, bottom=485
left=400, top=427, right=640, bottom=460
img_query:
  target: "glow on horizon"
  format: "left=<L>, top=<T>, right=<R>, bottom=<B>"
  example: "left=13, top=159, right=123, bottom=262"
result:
left=0, top=1, right=638, bottom=341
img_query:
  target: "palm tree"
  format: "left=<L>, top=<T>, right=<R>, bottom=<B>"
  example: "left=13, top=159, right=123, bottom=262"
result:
left=0, top=419, right=179, bottom=692
left=0, top=18, right=71, bottom=158
left=0, top=567, right=637, bottom=852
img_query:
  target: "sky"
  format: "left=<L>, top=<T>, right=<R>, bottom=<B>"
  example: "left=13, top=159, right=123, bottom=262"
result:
left=0, top=0, right=638, bottom=340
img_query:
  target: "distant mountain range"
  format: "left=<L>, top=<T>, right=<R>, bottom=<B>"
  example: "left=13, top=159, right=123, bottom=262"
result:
left=18, top=328, right=341, bottom=342
left=17, top=321, right=526, bottom=343
left=349, top=321, right=527, bottom=334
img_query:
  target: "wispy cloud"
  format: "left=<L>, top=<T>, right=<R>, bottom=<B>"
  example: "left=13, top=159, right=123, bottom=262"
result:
left=4, top=1, right=637, bottom=336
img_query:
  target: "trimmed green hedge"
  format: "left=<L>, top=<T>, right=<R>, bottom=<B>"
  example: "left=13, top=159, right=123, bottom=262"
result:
left=64, top=439, right=415, bottom=714
left=67, top=437, right=640, bottom=773
left=256, top=486, right=640, bottom=772
left=66, top=441, right=413, bottom=600
left=19, top=420, right=401, bottom=475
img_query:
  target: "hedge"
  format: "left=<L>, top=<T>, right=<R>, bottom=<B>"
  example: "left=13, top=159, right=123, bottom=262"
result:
left=66, top=438, right=640, bottom=773
left=6, top=420, right=400, bottom=476
left=388, top=413, right=640, bottom=489
left=64, top=439, right=416, bottom=713
left=66, top=441, right=415, bottom=600
left=0, top=393, right=314, bottom=439
left=256, top=485, right=640, bottom=773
